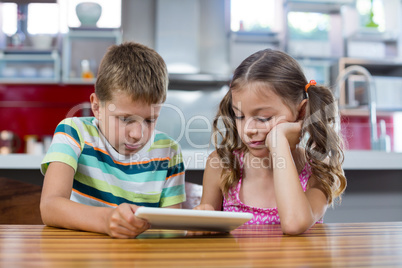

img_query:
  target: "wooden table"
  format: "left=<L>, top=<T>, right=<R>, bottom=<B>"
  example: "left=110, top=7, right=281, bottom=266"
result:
left=1, top=222, right=401, bottom=267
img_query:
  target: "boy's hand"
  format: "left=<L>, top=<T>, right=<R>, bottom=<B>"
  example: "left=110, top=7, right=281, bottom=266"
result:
left=106, top=203, right=150, bottom=238
left=193, top=204, right=215, bottom=211
left=266, top=120, right=302, bottom=151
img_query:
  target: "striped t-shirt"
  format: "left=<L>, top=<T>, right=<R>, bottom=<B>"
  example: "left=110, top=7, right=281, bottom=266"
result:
left=41, top=117, right=186, bottom=208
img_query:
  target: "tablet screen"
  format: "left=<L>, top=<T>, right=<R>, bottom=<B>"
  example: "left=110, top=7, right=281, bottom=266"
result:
left=135, top=207, right=253, bottom=232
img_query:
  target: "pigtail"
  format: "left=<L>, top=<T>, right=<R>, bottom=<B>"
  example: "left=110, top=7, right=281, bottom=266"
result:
left=302, top=84, right=347, bottom=205
left=212, top=90, right=244, bottom=196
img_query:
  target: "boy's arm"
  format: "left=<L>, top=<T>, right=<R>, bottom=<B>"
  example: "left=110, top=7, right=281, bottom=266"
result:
left=194, top=151, right=223, bottom=211
left=40, top=162, right=150, bottom=238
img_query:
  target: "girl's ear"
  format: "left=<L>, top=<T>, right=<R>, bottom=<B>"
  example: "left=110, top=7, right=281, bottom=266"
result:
left=297, top=99, right=308, bottom=120
left=90, top=93, right=101, bottom=120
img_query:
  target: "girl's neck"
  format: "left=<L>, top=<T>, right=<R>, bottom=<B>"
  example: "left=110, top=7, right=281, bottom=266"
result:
left=242, top=148, right=304, bottom=173
left=243, top=152, right=273, bottom=171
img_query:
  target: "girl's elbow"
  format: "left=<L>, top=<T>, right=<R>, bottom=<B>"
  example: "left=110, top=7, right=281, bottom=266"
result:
left=281, top=225, right=307, bottom=235
left=280, top=219, right=311, bottom=235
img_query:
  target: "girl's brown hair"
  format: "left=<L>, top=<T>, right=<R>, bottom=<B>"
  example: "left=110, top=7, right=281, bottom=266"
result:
left=95, top=42, right=168, bottom=104
left=214, top=49, right=346, bottom=205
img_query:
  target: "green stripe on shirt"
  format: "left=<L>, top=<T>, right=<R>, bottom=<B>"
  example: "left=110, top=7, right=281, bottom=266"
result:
left=42, top=152, right=78, bottom=172
left=149, top=139, right=179, bottom=151
left=75, top=172, right=163, bottom=203
left=78, top=154, right=169, bottom=182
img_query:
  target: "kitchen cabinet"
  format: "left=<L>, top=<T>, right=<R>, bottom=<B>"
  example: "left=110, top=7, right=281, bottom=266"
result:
left=0, top=49, right=60, bottom=83
left=0, top=29, right=122, bottom=85
left=333, top=57, right=402, bottom=151
left=61, top=29, right=122, bottom=84
left=335, top=57, right=402, bottom=111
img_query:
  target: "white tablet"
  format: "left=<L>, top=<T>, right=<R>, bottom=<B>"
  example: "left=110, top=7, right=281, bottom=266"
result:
left=134, top=207, right=253, bottom=232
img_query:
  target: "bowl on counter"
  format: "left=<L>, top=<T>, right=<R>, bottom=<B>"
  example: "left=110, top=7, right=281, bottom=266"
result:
left=30, top=34, right=54, bottom=50
left=38, top=67, right=54, bottom=78
left=20, top=67, right=37, bottom=78
left=1, top=67, right=18, bottom=78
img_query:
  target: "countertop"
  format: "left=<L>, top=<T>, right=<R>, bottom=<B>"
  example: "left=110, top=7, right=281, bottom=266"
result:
left=1, top=150, right=402, bottom=170
left=1, top=222, right=401, bottom=267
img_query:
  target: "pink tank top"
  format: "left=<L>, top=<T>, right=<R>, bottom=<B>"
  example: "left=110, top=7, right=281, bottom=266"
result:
left=223, top=152, right=323, bottom=225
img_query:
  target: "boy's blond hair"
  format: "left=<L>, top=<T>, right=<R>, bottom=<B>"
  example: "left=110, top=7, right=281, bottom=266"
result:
left=95, top=42, right=168, bottom=104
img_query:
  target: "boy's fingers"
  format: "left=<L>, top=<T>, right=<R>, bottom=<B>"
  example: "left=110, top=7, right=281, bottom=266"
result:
left=110, top=225, right=142, bottom=239
left=125, top=204, right=151, bottom=228
left=114, top=204, right=149, bottom=232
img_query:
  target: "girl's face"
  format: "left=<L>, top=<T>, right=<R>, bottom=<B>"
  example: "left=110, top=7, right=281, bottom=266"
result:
left=231, top=83, right=297, bottom=158
left=91, top=91, right=161, bottom=156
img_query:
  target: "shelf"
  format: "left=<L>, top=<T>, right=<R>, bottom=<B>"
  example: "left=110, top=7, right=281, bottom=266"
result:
left=61, top=29, right=122, bottom=84
left=285, top=0, right=354, bottom=13
left=339, top=57, right=402, bottom=69
left=168, top=73, right=230, bottom=90
left=0, top=49, right=60, bottom=83
left=3, top=150, right=402, bottom=171
left=61, top=78, right=96, bottom=85
left=0, top=79, right=59, bottom=84
left=340, top=108, right=398, bottom=117
left=67, top=28, right=122, bottom=39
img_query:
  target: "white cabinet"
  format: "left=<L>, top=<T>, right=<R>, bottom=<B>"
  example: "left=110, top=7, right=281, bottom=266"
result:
left=0, top=49, right=60, bottom=83
left=62, top=29, right=122, bottom=84
left=335, top=57, right=402, bottom=112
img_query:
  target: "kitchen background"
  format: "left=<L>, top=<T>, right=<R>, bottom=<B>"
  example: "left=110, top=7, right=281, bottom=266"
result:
left=0, top=0, right=401, bottom=224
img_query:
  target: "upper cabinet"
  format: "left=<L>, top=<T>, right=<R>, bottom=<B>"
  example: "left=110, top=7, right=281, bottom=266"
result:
left=1, top=0, right=402, bottom=88
left=61, top=29, right=122, bottom=84
left=0, top=48, right=60, bottom=83
left=0, top=0, right=122, bottom=84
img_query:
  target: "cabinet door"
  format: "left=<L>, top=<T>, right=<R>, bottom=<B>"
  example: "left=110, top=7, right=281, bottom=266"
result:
left=62, top=29, right=122, bottom=84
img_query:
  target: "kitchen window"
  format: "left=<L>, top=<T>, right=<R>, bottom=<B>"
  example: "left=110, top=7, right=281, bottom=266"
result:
left=228, top=0, right=281, bottom=70
left=230, top=0, right=276, bottom=33
left=1, top=3, right=18, bottom=36
left=288, top=12, right=330, bottom=41
left=356, top=0, right=384, bottom=31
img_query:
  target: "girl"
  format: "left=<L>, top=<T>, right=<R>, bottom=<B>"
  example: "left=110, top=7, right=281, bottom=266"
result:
left=196, top=49, right=347, bottom=235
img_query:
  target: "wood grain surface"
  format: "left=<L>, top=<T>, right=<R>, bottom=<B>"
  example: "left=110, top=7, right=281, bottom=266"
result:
left=0, top=177, right=42, bottom=224
left=1, top=222, right=401, bottom=267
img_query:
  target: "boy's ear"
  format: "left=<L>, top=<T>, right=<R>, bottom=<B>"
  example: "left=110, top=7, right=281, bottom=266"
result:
left=297, top=99, right=308, bottom=120
left=90, top=93, right=101, bottom=119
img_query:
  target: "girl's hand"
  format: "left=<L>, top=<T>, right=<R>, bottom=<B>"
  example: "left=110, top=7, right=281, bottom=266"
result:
left=105, top=203, right=150, bottom=238
left=193, top=204, right=215, bottom=211
left=266, top=120, right=302, bottom=151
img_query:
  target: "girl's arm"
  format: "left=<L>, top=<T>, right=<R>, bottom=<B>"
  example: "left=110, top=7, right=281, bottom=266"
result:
left=194, top=151, right=223, bottom=211
left=40, top=162, right=150, bottom=238
left=267, top=122, right=328, bottom=235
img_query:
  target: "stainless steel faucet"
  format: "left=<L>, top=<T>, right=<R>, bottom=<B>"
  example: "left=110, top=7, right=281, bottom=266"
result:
left=335, top=65, right=378, bottom=150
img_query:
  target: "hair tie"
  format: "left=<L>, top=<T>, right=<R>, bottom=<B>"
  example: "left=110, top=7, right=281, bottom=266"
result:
left=304, top=80, right=316, bottom=98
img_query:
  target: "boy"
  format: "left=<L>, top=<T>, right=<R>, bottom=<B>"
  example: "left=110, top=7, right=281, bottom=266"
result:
left=40, top=42, right=186, bottom=238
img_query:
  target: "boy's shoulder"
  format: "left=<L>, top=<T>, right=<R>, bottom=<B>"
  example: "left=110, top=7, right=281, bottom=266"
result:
left=57, top=117, right=100, bottom=139
left=59, top=116, right=95, bottom=126
left=58, top=117, right=97, bottom=130
left=149, top=130, right=181, bottom=152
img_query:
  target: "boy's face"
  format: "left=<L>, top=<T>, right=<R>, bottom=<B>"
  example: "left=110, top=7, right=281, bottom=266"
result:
left=91, top=91, right=161, bottom=156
